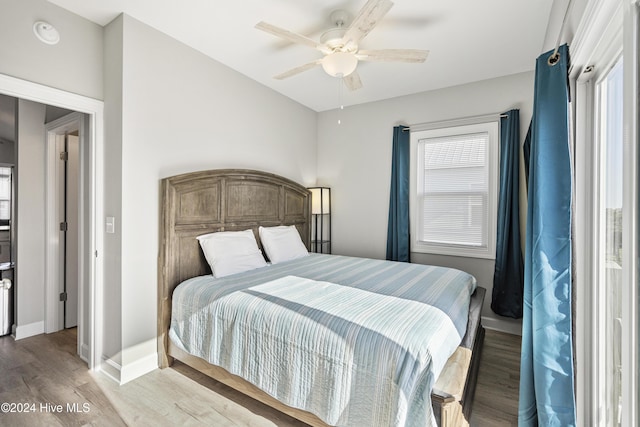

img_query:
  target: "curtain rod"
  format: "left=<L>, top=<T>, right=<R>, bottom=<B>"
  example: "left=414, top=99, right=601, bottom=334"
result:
left=549, top=0, right=573, bottom=64
left=401, top=112, right=509, bottom=132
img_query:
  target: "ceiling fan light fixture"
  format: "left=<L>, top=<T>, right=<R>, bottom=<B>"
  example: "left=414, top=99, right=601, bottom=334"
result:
left=322, top=52, right=358, bottom=78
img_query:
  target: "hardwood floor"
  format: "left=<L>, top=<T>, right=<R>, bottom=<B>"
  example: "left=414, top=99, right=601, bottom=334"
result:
left=0, top=328, right=520, bottom=426
left=469, top=330, right=521, bottom=427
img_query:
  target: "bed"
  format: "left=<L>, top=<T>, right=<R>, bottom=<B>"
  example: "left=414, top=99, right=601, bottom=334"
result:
left=158, top=169, right=485, bottom=427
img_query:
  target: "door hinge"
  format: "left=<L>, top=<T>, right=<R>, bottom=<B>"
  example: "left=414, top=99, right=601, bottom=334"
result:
left=60, top=222, right=68, bottom=232
left=60, top=151, right=68, bottom=161
left=59, top=292, right=67, bottom=302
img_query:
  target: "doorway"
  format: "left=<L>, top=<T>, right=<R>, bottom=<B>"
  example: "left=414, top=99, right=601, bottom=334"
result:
left=0, top=73, right=104, bottom=370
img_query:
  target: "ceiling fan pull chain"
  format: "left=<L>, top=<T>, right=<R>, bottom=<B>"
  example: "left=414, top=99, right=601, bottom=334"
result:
left=338, top=77, right=345, bottom=125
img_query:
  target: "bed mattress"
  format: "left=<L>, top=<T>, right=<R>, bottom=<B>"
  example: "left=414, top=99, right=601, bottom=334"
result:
left=169, top=253, right=477, bottom=427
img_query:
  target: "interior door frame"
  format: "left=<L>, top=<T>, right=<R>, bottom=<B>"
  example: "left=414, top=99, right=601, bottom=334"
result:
left=0, top=73, right=104, bottom=370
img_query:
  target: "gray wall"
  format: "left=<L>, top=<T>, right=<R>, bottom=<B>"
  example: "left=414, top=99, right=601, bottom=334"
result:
left=102, top=14, right=124, bottom=367
left=0, top=0, right=104, bottom=100
left=15, top=99, right=46, bottom=337
left=0, top=0, right=103, bottom=341
left=317, top=72, right=535, bottom=333
left=103, top=14, right=318, bottom=380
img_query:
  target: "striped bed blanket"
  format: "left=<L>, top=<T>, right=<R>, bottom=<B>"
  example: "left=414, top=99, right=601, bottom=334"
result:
left=170, top=253, right=476, bottom=426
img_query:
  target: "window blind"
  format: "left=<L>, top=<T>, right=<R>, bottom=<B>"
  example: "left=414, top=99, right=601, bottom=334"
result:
left=418, top=132, right=489, bottom=248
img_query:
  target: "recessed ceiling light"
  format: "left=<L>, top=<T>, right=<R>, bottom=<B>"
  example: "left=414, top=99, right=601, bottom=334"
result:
left=33, top=21, right=60, bottom=45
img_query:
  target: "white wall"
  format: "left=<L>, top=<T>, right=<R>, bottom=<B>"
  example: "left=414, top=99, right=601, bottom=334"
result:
left=0, top=0, right=104, bottom=100
left=317, top=71, right=534, bottom=333
left=15, top=99, right=46, bottom=338
left=103, top=14, right=318, bottom=381
left=543, top=0, right=590, bottom=52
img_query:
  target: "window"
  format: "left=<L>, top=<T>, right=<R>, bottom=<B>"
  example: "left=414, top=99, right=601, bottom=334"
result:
left=596, top=55, right=624, bottom=427
left=563, top=0, right=640, bottom=423
left=410, top=120, right=499, bottom=259
left=573, top=2, right=640, bottom=424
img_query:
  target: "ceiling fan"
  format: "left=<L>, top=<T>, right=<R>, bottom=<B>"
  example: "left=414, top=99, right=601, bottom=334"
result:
left=255, top=0, right=429, bottom=91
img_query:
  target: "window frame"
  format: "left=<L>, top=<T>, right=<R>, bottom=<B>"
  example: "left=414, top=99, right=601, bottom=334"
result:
left=409, top=118, right=500, bottom=259
left=572, top=0, right=639, bottom=425
left=594, top=52, right=624, bottom=427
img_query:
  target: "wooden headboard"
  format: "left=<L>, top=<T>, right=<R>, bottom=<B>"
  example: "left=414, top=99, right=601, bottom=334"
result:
left=157, top=169, right=311, bottom=367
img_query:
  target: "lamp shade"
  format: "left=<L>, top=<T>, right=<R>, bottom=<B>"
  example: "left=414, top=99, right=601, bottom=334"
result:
left=322, top=52, right=357, bottom=77
left=309, top=187, right=331, bottom=214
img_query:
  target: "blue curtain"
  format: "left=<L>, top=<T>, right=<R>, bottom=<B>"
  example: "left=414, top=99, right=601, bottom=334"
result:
left=519, top=44, right=576, bottom=426
left=491, top=109, right=524, bottom=318
left=523, top=121, right=532, bottom=188
left=386, top=125, right=410, bottom=262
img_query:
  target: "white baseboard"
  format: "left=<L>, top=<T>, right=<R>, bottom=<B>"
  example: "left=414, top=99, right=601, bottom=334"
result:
left=100, top=356, right=121, bottom=383
left=120, top=352, right=157, bottom=384
left=100, top=352, right=158, bottom=385
left=14, top=321, right=45, bottom=340
left=482, top=315, right=523, bottom=336
left=80, top=343, right=90, bottom=362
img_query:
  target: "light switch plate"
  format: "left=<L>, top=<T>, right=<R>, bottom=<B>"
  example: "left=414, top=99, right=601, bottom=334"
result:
left=106, top=216, right=115, bottom=234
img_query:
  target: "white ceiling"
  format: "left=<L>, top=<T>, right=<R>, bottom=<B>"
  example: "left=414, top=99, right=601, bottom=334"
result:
left=48, top=0, right=555, bottom=112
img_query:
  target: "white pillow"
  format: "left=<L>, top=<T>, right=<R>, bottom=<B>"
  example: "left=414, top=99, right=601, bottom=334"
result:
left=259, top=225, right=309, bottom=264
left=196, top=229, right=267, bottom=278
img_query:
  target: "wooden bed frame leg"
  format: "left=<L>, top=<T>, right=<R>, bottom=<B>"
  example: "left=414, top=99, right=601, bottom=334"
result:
left=462, top=325, right=485, bottom=420
left=432, top=287, right=486, bottom=427
left=157, top=316, right=174, bottom=368
left=159, top=351, right=174, bottom=369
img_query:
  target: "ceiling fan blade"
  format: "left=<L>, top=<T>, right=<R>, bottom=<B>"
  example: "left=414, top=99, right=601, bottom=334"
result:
left=343, top=71, right=363, bottom=91
left=274, top=60, right=322, bottom=80
left=356, top=49, right=429, bottom=63
left=256, top=21, right=329, bottom=53
left=342, top=0, right=394, bottom=47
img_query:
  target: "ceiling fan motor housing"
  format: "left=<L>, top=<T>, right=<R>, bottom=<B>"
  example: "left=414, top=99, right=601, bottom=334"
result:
left=329, top=9, right=350, bottom=27
left=321, top=28, right=349, bottom=51
left=321, top=10, right=356, bottom=52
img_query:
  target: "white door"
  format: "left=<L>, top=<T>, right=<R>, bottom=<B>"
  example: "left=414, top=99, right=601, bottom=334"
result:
left=56, top=133, right=79, bottom=329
